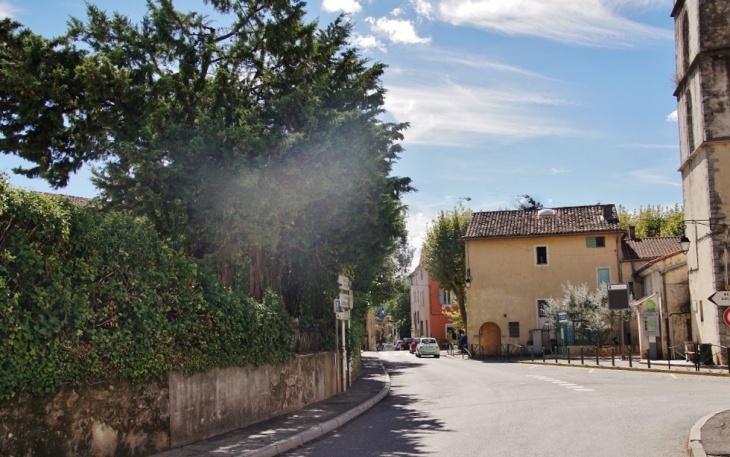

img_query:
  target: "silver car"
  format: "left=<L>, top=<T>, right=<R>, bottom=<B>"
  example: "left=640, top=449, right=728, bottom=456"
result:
left=415, top=337, right=440, bottom=358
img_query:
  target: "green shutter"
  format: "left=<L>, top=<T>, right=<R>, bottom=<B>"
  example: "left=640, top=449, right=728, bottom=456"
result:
left=586, top=237, right=596, bottom=248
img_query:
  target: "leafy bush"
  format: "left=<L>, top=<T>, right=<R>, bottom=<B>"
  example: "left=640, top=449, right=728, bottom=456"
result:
left=0, top=179, right=294, bottom=399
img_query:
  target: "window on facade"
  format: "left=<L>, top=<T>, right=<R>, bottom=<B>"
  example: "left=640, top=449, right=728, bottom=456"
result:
left=644, top=275, right=652, bottom=296
left=536, top=246, right=548, bottom=265
left=537, top=299, right=548, bottom=318
left=586, top=236, right=605, bottom=248
left=681, top=12, right=690, bottom=73
left=597, top=268, right=610, bottom=286
left=439, top=289, right=453, bottom=305
left=508, top=322, right=520, bottom=338
left=685, top=89, right=695, bottom=153
left=420, top=270, right=423, bottom=280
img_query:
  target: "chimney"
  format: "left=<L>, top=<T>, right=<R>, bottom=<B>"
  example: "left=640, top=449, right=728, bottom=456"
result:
left=628, top=225, right=636, bottom=240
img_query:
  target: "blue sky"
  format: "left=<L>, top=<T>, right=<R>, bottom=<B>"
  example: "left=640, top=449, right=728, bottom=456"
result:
left=1, top=0, right=682, bottom=252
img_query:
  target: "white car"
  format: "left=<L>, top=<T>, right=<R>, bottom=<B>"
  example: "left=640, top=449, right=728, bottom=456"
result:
left=415, top=338, right=440, bottom=358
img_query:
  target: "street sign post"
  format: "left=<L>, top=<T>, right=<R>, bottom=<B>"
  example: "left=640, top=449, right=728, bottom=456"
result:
left=607, top=283, right=630, bottom=309
left=708, top=291, right=730, bottom=306
left=723, top=308, right=730, bottom=327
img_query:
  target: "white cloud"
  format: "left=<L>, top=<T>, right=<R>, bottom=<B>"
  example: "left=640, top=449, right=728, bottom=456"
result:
left=391, top=7, right=404, bottom=17
left=0, top=1, right=19, bottom=18
left=322, top=0, right=361, bottom=14
left=366, top=17, right=431, bottom=44
left=350, top=33, right=387, bottom=53
left=436, top=0, right=673, bottom=47
left=550, top=167, right=570, bottom=175
left=666, top=110, right=678, bottom=122
left=384, top=83, right=577, bottom=145
left=411, top=0, right=434, bottom=20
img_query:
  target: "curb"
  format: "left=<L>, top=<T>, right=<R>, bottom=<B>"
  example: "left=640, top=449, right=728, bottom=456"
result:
left=239, top=360, right=392, bottom=457
left=517, top=360, right=730, bottom=377
left=688, top=410, right=726, bottom=457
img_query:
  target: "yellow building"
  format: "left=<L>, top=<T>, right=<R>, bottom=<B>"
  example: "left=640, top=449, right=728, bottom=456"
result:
left=462, top=205, right=625, bottom=356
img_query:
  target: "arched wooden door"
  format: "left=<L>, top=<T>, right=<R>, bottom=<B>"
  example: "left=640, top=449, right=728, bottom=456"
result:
left=479, top=322, right=501, bottom=356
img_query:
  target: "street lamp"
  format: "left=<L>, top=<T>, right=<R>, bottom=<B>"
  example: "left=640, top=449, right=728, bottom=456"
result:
left=679, top=235, right=690, bottom=254
left=465, top=268, right=472, bottom=289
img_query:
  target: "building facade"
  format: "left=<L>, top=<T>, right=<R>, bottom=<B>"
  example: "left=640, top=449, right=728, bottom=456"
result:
left=672, top=0, right=730, bottom=364
left=462, top=205, right=625, bottom=356
left=409, top=260, right=456, bottom=341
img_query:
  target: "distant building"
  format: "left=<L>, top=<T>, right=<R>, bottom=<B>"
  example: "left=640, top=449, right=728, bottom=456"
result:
left=408, top=259, right=456, bottom=341
left=672, top=0, right=730, bottom=365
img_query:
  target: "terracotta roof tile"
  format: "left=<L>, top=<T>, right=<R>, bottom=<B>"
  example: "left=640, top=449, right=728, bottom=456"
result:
left=621, top=237, right=682, bottom=261
left=463, top=204, right=622, bottom=239
left=40, top=192, right=93, bottom=207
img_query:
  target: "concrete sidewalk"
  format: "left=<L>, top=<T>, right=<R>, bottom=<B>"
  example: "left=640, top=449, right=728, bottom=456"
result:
left=152, top=353, right=390, bottom=457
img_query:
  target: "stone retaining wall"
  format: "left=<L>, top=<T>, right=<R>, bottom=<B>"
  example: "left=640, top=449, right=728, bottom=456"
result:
left=0, top=352, right=337, bottom=456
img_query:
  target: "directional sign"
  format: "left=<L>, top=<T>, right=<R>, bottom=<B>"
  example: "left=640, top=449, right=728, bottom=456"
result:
left=708, top=291, right=730, bottom=306
left=558, top=312, right=568, bottom=323
left=723, top=308, right=730, bottom=327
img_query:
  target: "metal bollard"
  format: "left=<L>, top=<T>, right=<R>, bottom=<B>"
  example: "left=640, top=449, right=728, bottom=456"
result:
left=695, top=343, right=701, bottom=372
left=542, top=348, right=546, bottom=362
left=581, top=347, right=584, bottom=365
left=611, top=348, right=615, bottom=366
left=646, top=350, right=651, bottom=369
left=567, top=347, right=571, bottom=364
left=668, top=356, right=671, bottom=370
left=554, top=347, right=558, bottom=363
left=531, top=345, right=534, bottom=362
left=596, top=348, right=599, bottom=366
left=628, top=350, right=632, bottom=368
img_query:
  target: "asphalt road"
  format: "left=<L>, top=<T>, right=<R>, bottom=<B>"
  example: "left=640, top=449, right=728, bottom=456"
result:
left=284, top=350, right=730, bottom=457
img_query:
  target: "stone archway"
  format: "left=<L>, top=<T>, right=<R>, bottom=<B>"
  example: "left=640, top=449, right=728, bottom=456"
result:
left=479, top=322, right=501, bottom=356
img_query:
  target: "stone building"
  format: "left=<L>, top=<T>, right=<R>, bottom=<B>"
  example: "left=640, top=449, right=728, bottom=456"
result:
left=672, top=0, right=730, bottom=364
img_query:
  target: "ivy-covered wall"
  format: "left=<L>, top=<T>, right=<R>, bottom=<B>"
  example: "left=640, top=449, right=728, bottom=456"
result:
left=0, top=179, right=295, bottom=400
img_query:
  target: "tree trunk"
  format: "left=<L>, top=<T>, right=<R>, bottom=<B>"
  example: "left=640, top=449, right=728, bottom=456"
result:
left=249, top=246, right=264, bottom=301
left=453, top=285, right=467, bottom=329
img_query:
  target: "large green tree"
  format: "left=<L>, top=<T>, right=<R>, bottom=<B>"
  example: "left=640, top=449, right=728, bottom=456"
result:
left=0, top=0, right=411, bottom=310
left=618, top=204, right=684, bottom=237
left=421, top=208, right=471, bottom=327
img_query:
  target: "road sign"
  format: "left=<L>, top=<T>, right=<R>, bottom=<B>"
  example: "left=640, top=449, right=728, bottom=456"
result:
left=708, top=291, right=730, bottom=306
left=339, top=293, right=351, bottom=310
left=607, top=283, right=630, bottom=310
left=336, top=311, right=350, bottom=321
left=723, top=308, right=730, bottom=327
left=558, top=312, right=568, bottom=323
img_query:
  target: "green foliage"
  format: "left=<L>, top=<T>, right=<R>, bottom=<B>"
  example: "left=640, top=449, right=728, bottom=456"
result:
left=422, top=208, right=471, bottom=327
left=0, top=1, right=413, bottom=318
left=618, top=204, right=685, bottom=237
left=384, top=279, right=411, bottom=338
left=0, top=181, right=294, bottom=399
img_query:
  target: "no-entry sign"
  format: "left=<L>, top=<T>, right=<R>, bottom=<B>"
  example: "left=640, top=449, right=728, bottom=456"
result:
left=723, top=308, right=730, bottom=327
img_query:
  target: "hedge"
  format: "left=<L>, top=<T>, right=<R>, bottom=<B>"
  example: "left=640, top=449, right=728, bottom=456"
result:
left=0, top=179, right=294, bottom=399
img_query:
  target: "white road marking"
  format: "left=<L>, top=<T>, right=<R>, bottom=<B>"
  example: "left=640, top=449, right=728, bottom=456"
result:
left=527, top=375, right=594, bottom=392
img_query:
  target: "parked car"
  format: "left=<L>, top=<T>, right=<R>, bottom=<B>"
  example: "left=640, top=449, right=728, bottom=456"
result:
left=400, top=338, right=413, bottom=351
left=416, top=337, right=440, bottom=358
left=395, top=339, right=403, bottom=350
left=382, top=342, right=395, bottom=351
